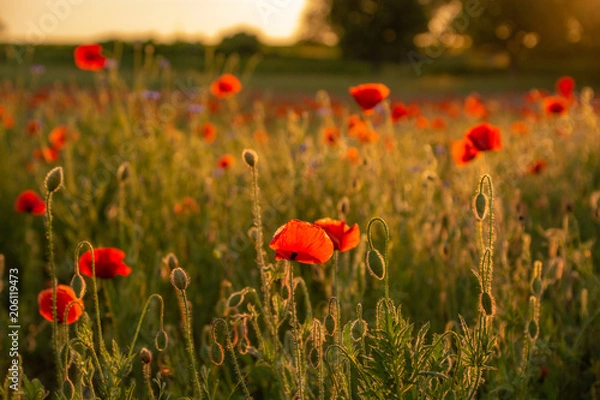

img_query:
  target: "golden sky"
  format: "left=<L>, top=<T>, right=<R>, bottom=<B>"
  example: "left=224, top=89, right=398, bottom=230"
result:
left=2, top=0, right=307, bottom=44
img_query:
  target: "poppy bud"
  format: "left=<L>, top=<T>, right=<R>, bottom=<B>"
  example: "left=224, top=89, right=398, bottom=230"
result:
left=170, top=268, right=189, bottom=290
left=117, top=162, right=131, bottom=183
left=226, top=290, right=245, bottom=309
left=281, top=283, right=291, bottom=301
left=45, top=166, right=64, bottom=193
left=308, top=347, right=320, bottom=369
left=480, top=292, right=495, bottom=316
left=337, top=196, right=350, bottom=216
left=155, top=329, right=169, bottom=351
left=210, top=342, right=225, bottom=366
left=351, top=319, right=366, bottom=341
left=242, top=149, right=258, bottom=168
left=366, top=249, right=385, bottom=280
left=527, top=320, right=538, bottom=340
left=140, top=347, right=152, bottom=364
left=70, top=273, right=86, bottom=299
left=324, top=314, right=336, bottom=336
left=163, top=253, right=179, bottom=270
left=531, top=277, right=542, bottom=297
left=474, top=192, right=487, bottom=221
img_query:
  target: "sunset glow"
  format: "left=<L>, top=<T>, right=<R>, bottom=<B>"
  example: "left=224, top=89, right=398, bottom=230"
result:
left=1, top=0, right=307, bottom=44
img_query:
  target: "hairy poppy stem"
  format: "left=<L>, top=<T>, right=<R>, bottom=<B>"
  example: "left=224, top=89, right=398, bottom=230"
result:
left=212, top=318, right=253, bottom=399
left=178, top=288, right=203, bottom=399
left=45, top=191, right=63, bottom=386
left=289, top=262, right=306, bottom=399
left=128, top=294, right=165, bottom=359
left=366, top=217, right=390, bottom=302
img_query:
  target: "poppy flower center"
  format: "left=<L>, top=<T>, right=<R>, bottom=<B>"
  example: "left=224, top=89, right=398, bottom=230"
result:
left=218, top=81, right=233, bottom=92
left=290, top=252, right=298, bottom=260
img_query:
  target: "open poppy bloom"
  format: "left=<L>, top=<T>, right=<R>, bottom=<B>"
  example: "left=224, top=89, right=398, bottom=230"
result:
left=217, top=154, right=235, bottom=169
left=527, top=159, right=547, bottom=175
left=38, top=284, right=84, bottom=324
left=269, top=219, right=334, bottom=264
left=464, top=122, right=502, bottom=151
left=543, top=96, right=568, bottom=115
left=451, top=139, right=479, bottom=166
left=391, top=103, right=409, bottom=122
left=314, top=218, right=360, bottom=252
left=210, top=74, right=242, bottom=99
left=74, top=44, right=106, bottom=71
left=49, top=125, right=68, bottom=151
left=556, top=76, right=575, bottom=98
left=200, top=121, right=216, bottom=143
left=349, top=83, right=390, bottom=113
left=15, top=190, right=46, bottom=215
left=78, top=248, right=132, bottom=279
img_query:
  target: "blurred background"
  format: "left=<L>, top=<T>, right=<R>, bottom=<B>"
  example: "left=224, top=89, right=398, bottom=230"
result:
left=1, top=0, right=600, bottom=94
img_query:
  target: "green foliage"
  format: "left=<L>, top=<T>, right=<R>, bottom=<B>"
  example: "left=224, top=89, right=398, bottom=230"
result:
left=216, top=32, right=261, bottom=57
left=0, top=53, right=599, bottom=399
left=328, top=0, right=429, bottom=66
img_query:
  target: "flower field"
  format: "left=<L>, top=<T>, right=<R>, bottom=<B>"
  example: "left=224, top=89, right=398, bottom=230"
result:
left=1, top=45, right=599, bottom=399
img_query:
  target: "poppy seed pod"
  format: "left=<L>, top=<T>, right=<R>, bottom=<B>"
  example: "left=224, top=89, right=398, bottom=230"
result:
left=45, top=166, right=64, bottom=193
left=242, top=149, right=258, bottom=168
left=171, top=268, right=189, bottom=290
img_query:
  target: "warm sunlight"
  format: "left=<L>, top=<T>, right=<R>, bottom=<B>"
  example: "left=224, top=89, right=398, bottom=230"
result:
left=1, top=0, right=307, bottom=44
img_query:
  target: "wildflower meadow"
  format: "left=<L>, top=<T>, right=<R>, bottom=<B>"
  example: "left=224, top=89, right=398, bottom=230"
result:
left=1, top=43, right=599, bottom=400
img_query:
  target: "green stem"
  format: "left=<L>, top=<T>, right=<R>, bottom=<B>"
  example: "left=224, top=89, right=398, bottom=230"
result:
left=250, top=164, right=273, bottom=330
left=180, top=289, right=203, bottom=399
left=45, top=192, right=62, bottom=386
left=289, top=262, right=305, bottom=399
left=366, top=217, right=390, bottom=301
left=127, top=293, right=165, bottom=358
left=213, top=318, right=253, bottom=399
left=332, top=250, right=339, bottom=298
left=479, top=174, right=493, bottom=250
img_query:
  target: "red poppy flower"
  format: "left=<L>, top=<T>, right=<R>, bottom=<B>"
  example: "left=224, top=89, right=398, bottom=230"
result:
left=346, top=147, right=360, bottom=164
left=269, top=219, right=334, bottom=264
left=210, top=74, right=242, bottom=99
left=217, top=154, right=235, bottom=169
left=464, top=122, right=502, bottom=151
left=314, top=218, right=360, bottom=252
left=74, top=44, right=106, bottom=71
left=253, top=129, right=270, bottom=143
left=464, top=94, right=487, bottom=119
left=323, top=127, right=340, bottom=145
left=451, top=139, right=479, bottom=166
left=510, top=121, right=529, bottom=135
left=556, top=76, right=575, bottom=98
left=543, top=96, right=568, bottom=115
left=33, top=147, right=59, bottom=163
left=27, top=120, right=42, bottom=136
left=416, top=116, right=429, bottom=130
left=349, top=83, right=390, bottom=113
left=527, top=159, right=547, bottom=175
left=78, top=248, right=132, bottom=279
left=38, top=284, right=84, bottom=324
left=391, top=103, right=408, bottom=122
left=15, top=190, right=46, bottom=215
left=200, top=122, right=216, bottom=143
left=49, top=125, right=68, bottom=151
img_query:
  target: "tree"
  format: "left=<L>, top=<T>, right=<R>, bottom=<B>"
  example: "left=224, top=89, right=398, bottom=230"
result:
left=302, top=0, right=429, bottom=68
left=460, top=0, right=600, bottom=69
left=215, top=32, right=261, bottom=57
